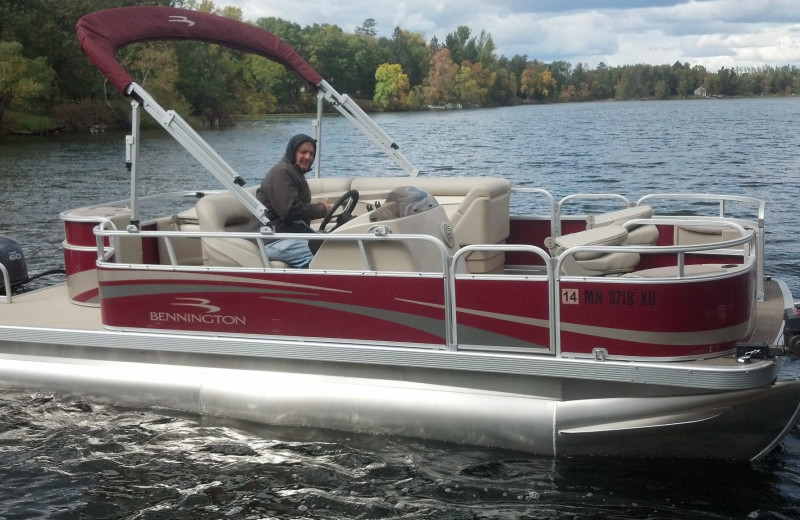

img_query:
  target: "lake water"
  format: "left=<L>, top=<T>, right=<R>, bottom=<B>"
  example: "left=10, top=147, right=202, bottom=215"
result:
left=2, top=98, right=800, bottom=518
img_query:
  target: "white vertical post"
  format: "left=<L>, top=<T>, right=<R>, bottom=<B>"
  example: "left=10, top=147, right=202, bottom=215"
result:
left=126, top=99, right=141, bottom=230
left=313, top=91, right=323, bottom=178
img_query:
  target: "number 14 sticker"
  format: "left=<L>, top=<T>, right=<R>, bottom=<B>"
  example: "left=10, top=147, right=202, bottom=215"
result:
left=561, top=289, right=579, bottom=304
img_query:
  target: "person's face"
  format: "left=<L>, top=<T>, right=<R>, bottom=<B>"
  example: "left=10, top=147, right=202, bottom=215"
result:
left=294, top=142, right=315, bottom=171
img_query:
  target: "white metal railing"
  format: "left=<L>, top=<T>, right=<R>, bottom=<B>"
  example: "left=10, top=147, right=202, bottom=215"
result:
left=555, top=193, right=633, bottom=237
left=553, top=225, right=756, bottom=356
left=89, top=204, right=761, bottom=356
left=451, top=244, right=555, bottom=352
left=0, top=263, right=11, bottom=304
left=510, top=187, right=557, bottom=238
left=637, top=193, right=766, bottom=300
left=94, top=226, right=456, bottom=346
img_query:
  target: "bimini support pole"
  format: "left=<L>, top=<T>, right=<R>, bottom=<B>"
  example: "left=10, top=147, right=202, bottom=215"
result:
left=124, top=82, right=271, bottom=227
left=313, top=90, right=323, bottom=178
left=125, top=99, right=142, bottom=230
left=316, top=79, right=419, bottom=177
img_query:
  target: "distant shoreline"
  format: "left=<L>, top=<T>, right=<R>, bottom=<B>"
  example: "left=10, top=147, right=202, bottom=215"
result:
left=3, top=94, right=797, bottom=139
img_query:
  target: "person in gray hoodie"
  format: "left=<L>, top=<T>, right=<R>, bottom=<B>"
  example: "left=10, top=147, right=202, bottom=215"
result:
left=257, top=134, right=331, bottom=267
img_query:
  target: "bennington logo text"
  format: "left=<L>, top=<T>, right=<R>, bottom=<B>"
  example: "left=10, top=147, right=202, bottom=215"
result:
left=150, top=312, right=245, bottom=326
left=150, top=297, right=245, bottom=326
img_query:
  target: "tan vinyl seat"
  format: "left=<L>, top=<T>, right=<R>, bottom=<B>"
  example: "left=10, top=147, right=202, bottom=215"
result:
left=156, top=207, right=204, bottom=265
left=674, top=219, right=755, bottom=249
left=195, top=191, right=288, bottom=268
left=309, top=186, right=459, bottom=272
left=545, top=225, right=640, bottom=276
left=586, top=204, right=659, bottom=246
left=349, top=177, right=511, bottom=273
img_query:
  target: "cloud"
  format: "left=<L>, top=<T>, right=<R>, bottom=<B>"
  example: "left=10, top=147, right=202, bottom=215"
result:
left=484, top=11, right=620, bottom=60
left=221, top=0, right=800, bottom=68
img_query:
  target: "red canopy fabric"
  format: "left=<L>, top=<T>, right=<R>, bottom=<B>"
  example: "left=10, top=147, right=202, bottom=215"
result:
left=77, top=6, right=323, bottom=94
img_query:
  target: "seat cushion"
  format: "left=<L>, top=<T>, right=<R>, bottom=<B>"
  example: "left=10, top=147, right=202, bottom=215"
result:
left=546, top=225, right=628, bottom=260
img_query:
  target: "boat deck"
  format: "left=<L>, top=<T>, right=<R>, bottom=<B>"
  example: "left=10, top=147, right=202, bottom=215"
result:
left=751, top=277, right=790, bottom=345
left=2, top=284, right=102, bottom=331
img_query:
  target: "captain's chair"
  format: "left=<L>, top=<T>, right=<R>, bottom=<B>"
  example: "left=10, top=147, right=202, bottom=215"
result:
left=310, top=186, right=459, bottom=272
left=195, top=191, right=283, bottom=268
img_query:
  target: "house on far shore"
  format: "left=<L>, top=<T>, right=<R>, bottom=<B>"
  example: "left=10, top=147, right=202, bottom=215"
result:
left=694, top=86, right=708, bottom=97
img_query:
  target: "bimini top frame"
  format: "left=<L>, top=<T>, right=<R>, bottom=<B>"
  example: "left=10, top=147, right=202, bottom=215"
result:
left=76, top=6, right=418, bottom=227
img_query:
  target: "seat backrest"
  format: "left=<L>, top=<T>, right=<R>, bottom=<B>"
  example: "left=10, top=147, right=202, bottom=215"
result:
left=349, top=177, right=511, bottom=273
left=195, top=192, right=265, bottom=267
left=674, top=219, right=756, bottom=249
left=309, top=186, right=459, bottom=272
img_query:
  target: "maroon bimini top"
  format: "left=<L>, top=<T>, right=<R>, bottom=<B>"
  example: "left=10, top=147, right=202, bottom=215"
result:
left=76, top=6, right=323, bottom=94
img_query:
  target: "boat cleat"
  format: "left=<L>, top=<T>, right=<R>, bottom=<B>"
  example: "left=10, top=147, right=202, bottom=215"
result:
left=736, top=343, right=770, bottom=364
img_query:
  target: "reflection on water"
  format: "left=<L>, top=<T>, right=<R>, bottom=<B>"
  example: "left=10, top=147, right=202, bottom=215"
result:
left=3, top=98, right=800, bottom=518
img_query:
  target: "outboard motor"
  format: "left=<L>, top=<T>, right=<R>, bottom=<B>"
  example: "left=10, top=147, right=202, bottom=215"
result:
left=784, top=305, right=800, bottom=357
left=0, top=235, right=29, bottom=293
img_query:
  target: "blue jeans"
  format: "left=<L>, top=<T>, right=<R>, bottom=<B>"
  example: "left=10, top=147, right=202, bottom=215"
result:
left=266, top=238, right=314, bottom=268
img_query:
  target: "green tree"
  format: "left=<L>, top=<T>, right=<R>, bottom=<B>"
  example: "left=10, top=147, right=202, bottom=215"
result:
left=507, top=54, right=528, bottom=90
left=548, top=60, right=571, bottom=100
left=352, top=22, right=386, bottom=96
left=120, top=42, right=191, bottom=112
left=717, top=66, right=737, bottom=96
left=0, top=41, right=55, bottom=126
left=356, top=18, right=377, bottom=37
left=374, top=63, right=410, bottom=109
left=386, top=28, right=429, bottom=87
left=703, top=73, right=720, bottom=96
left=653, top=79, right=669, bottom=99
left=487, top=67, right=517, bottom=106
left=238, top=55, right=287, bottom=114
left=445, top=26, right=479, bottom=65
left=303, top=24, right=360, bottom=93
left=253, top=17, right=308, bottom=107
left=24, top=0, right=171, bottom=104
left=475, top=30, right=497, bottom=69
left=255, top=17, right=305, bottom=49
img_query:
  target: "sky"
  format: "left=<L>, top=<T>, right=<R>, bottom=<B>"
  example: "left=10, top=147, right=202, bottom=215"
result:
left=220, top=0, right=800, bottom=70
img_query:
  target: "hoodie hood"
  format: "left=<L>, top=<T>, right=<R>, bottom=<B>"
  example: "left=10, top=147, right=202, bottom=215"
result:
left=285, top=134, right=317, bottom=170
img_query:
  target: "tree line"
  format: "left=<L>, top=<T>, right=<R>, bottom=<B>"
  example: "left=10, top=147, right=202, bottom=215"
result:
left=3, top=0, right=800, bottom=134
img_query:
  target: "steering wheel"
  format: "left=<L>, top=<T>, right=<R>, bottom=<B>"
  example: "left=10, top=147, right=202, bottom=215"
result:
left=319, top=189, right=359, bottom=232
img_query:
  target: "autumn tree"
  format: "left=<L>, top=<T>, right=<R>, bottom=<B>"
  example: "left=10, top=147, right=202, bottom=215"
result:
left=520, top=62, right=556, bottom=100
left=374, top=63, right=410, bottom=109
left=422, top=48, right=458, bottom=105
left=453, top=62, right=494, bottom=105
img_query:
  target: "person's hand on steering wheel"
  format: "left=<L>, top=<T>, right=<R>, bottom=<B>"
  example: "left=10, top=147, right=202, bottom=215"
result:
left=319, top=190, right=359, bottom=232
